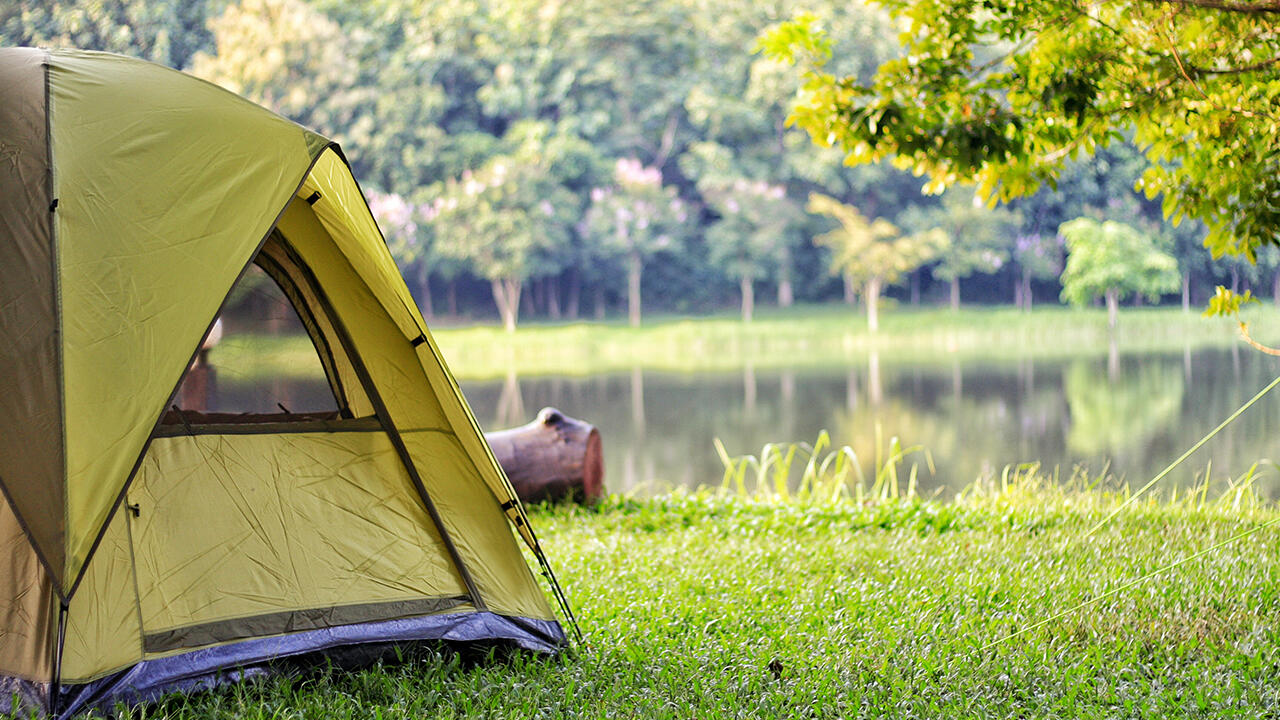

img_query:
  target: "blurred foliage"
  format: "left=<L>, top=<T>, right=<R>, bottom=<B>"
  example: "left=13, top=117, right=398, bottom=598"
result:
left=1059, top=217, right=1182, bottom=316
left=900, top=190, right=1021, bottom=308
left=808, top=192, right=946, bottom=330
left=8, top=0, right=1277, bottom=322
left=762, top=0, right=1280, bottom=285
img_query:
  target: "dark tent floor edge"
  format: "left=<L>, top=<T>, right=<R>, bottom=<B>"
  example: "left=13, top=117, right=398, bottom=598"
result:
left=42, top=612, right=564, bottom=718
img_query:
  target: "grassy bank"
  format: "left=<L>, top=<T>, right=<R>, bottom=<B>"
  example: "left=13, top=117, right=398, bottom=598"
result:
left=214, top=304, right=1280, bottom=381
left=138, top=479, right=1280, bottom=718
left=432, top=304, right=1280, bottom=379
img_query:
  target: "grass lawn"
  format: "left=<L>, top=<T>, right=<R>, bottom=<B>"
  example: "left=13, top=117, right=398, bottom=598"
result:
left=136, top=478, right=1280, bottom=718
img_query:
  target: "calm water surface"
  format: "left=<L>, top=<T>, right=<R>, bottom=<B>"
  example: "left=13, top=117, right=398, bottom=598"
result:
left=459, top=347, right=1280, bottom=496
left=196, top=333, right=1280, bottom=497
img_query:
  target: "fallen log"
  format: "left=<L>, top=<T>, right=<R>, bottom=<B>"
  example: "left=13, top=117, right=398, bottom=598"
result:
left=484, top=407, right=604, bottom=504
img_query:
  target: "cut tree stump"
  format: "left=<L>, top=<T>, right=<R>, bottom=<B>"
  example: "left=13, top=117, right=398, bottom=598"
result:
left=484, top=407, right=604, bottom=503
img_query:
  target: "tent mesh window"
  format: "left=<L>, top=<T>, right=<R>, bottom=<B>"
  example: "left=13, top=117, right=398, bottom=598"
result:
left=166, top=239, right=368, bottom=427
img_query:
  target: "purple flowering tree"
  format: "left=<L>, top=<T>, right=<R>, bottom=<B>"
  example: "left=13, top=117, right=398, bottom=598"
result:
left=583, top=159, right=690, bottom=327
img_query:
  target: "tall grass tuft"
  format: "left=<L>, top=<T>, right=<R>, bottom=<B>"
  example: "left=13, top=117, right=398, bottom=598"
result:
left=713, top=427, right=935, bottom=505
left=715, top=431, right=1278, bottom=519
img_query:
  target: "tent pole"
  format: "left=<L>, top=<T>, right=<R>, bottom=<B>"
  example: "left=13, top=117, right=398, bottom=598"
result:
left=49, top=599, right=67, bottom=717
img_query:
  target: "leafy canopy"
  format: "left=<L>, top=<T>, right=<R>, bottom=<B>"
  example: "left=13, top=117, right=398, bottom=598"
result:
left=808, top=193, right=945, bottom=286
left=901, top=191, right=1021, bottom=283
left=761, top=2, right=1280, bottom=263
left=1058, top=217, right=1181, bottom=307
left=704, top=178, right=804, bottom=282
left=583, top=158, right=689, bottom=262
left=427, top=124, right=581, bottom=283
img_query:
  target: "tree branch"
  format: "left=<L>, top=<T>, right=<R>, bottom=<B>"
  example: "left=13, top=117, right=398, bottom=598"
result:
left=1239, top=322, right=1280, bottom=355
left=1183, top=53, right=1280, bottom=75
left=1150, top=0, right=1280, bottom=14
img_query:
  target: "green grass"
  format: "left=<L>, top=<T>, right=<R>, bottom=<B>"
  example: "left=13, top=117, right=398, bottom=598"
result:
left=210, top=305, right=1280, bottom=381
left=433, top=304, right=1268, bottom=379
left=129, top=475, right=1280, bottom=719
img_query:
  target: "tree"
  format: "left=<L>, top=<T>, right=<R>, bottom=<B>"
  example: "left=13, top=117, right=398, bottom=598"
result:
left=808, top=193, right=945, bottom=331
left=582, top=158, right=689, bottom=327
left=703, top=178, right=805, bottom=322
left=762, top=4, right=1280, bottom=268
left=1059, top=218, right=1181, bottom=331
left=900, top=191, right=1020, bottom=310
left=191, top=0, right=372, bottom=143
left=680, top=0, right=901, bottom=308
left=2, top=0, right=214, bottom=69
left=367, top=190, right=460, bottom=319
left=1011, top=233, right=1063, bottom=311
left=428, top=133, right=579, bottom=332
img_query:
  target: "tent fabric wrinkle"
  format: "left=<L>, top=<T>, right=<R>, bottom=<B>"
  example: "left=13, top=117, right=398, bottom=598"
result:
left=0, top=46, right=571, bottom=718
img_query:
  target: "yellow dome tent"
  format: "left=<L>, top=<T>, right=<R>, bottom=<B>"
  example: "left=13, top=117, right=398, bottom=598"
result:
left=0, top=47, right=573, bottom=717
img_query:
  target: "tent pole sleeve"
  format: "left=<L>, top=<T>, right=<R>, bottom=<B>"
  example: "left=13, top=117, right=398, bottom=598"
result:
left=409, top=333, right=581, bottom=643
left=49, top=599, right=66, bottom=717
left=274, top=239, right=487, bottom=612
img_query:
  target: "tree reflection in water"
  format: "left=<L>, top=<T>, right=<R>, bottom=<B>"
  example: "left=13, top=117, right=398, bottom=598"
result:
left=1065, top=360, right=1184, bottom=457
left=452, top=347, right=1280, bottom=497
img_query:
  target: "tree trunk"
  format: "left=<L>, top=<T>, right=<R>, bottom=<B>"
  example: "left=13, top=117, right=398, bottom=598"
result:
left=521, top=281, right=536, bottom=318
left=532, top=277, right=545, bottom=316
left=490, top=277, right=522, bottom=332
left=866, top=275, right=882, bottom=332
left=950, top=276, right=960, bottom=311
left=416, top=263, right=434, bottom=319
left=485, top=407, right=604, bottom=503
left=867, top=351, right=882, bottom=406
left=546, top=276, right=561, bottom=319
left=1105, top=287, right=1119, bottom=332
left=1023, top=274, right=1033, bottom=312
left=1013, top=274, right=1023, bottom=309
left=566, top=267, right=581, bottom=319
left=1182, top=270, right=1191, bottom=312
left=594, top=286, right=606, bottom=320
left=627, top=251, right=643, bottom=328
left=910, top=271, right=920, bottom=306
left=777, top=246, right=794, bottom=308
left=843, top=271, right=856, bottom=305
left=740, top=274, right=754, bottom=323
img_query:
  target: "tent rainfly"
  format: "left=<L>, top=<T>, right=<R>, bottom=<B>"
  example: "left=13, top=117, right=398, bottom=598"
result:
left=0, top=47, right=574, bottom=718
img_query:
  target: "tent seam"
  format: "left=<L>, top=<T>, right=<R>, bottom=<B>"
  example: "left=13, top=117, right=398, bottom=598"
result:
left=44, top=49, right=72, bottom=717
left=46, top=52, right=65, bottom=582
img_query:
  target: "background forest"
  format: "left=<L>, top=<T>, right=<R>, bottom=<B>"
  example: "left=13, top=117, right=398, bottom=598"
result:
left=5, top=0, right=1270, bottom=327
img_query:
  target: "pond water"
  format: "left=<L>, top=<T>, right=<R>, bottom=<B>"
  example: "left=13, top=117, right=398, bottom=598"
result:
left=191, top=332, right=1280, bottom=498
left=459, top=347, right=1280, bottom=497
